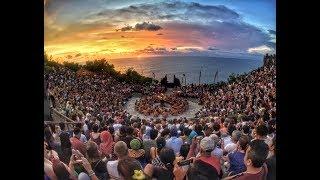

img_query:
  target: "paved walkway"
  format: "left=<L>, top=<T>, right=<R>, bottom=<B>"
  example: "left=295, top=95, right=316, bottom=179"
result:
left=124, top=95, right=202, bottom=120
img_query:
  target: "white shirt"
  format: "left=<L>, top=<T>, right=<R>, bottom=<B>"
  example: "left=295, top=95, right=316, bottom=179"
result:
left=107, top=160, right=121, bottom=180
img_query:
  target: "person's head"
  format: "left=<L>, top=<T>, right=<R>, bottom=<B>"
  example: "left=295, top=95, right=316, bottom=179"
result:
left=244, top=139, right=269, bottom=168
left=231, top=130, right=242, bottom=143
left=73, top=127, right=81, bottom=139
left=200, top=137, right=215, bottom=156
left=203, top=125, right=212, bottom=137
left=209, top=134, right=220, bottom=149
left=183, top=128, right=192, bottom=137
left=180, top=144, right=190, bottom=159
left=127, top=126, right=134, bottom=136
left=118, top=157, right=143, bottom=180
left=255, top=124, right=268, bottom=139
left=170, top=128, right=178, bottom=137
left=59, top=122, right=66, bottom=131
left=120, top=126, right=127, bottom=136
left=161, top=128, right=170, bottom=137
left=114, top=141, right=128, bottom=158
left=194, top=124, right=203, bottom=135
left=52, top=161, right=71, bottom=180
left=149, top=129, right=158, bottom=140
left=159, top=148, right=175, bottom=172
left=227, top=124, right=236, bottom=136
left=237, top=135, right=250, bottom=151
left=187, top=160, right=219, bottom=180
left=212, top=122, right=220, bottom=132
left=92, top=123, right=99, bottom=133
left=156, top=137, right=166, bottom=151
left=130, top=139, right=142, bottom=150
left=108, top=126, right=115, bottom=135
left=242, top=124, right=250, bottom=134
left=86, top=141, right=101, bottom=161
left=44, top=126, right=53, bottom=143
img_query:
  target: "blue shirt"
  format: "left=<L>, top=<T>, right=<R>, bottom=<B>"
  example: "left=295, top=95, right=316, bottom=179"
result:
left=166, top=136, right=183, bottom=155
left=228, top=151, right=246, bottom=175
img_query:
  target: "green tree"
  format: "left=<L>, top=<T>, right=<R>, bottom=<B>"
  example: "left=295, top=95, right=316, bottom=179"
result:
left=84, top=59, right=116, bottom=74
left=63, top=61, right=81, bottom=72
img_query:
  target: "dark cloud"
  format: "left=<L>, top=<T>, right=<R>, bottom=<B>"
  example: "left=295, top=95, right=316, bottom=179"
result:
left=268, top=30, right=276, bottom=35
left=171, top=47, right=177, bottom=50
left=137, top=46, right=168, bottom=54
left=89, top=1, right=240, bottom=25
left=134, top=22, right=162, bottom=31
left=66, top=55, right=73, bottom=59
left=157, top=33, right=163, bottom=35
left=118, top=22, right=162, bottom=31
left=75, top=53, right=82, bottom=57
left=121, top=35, right=125, bottom=38
left=117, top=25, right=133, bottom=31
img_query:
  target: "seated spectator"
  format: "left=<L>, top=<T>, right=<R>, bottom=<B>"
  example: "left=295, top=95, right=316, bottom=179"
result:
left=266, top=136, right=276, bottom=180
left=210, top=134, right=223, bottom=159
left=52, top=161, right=77, bottom=180
left=187, top=136, right=222, bottom=178
left=143, top=128, right=158, bottom=163
left=255, top=124, right=272, bottom=146
left=144, top=147, right=176, bottom=180
left=179, top=144, right=190, bottom=160
left=86, top=141, right=109, bottom=180
left=118, top=157, right=145, bottom=180
left=124, top=126, right=135, bottom=146
left=59, top=123, right=72, bottom=164
left=223, top=130, right=242, bottom=154
left=99, top=131, right=115, bottom=159
left=223, top=139, right=269, bottom=180
left=90, top=124, right=101, bottom=145
left=70, top=127, right=86, bottom=156
left=151, top=137, right=167, bottom=167
left=128, top=139, right=146, bottom=168
left=227, top=135, right=249, bottom=176
left=106, top=141, right=129, bottom=179
left=166, top=128, right=183, bottom=155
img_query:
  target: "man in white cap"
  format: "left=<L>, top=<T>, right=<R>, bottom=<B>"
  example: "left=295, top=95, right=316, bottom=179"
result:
left=187, top=136, right=222, bottom=178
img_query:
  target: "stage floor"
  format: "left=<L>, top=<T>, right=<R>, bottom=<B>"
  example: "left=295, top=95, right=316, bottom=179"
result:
left=124, top=95, right=202, bottom=120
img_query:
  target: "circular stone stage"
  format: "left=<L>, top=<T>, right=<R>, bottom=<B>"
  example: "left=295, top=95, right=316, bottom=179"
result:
left=125, top=95, right=202, bottom=120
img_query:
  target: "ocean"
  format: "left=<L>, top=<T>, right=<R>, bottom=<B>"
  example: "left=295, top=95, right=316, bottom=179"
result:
left=109, top=56, right=263, bottom=84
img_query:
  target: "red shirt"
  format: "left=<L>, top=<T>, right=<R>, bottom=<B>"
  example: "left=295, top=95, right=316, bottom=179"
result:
left=70, top=137, right=86, bottom=156
left=198, top=156, right=221, bottom=175
left=234, top=165, right=268, bottom=180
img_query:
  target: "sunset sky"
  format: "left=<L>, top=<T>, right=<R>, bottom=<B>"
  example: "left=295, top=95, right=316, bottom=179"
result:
left=44, top=0, right=276, bottom=62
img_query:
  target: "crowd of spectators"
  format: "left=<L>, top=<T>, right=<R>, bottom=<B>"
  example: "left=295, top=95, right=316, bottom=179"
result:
left=44, top=55, right=276, bottom=180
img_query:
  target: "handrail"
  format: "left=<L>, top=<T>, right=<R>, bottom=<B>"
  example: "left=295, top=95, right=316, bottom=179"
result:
left=51, top=108, right=74, bottom=123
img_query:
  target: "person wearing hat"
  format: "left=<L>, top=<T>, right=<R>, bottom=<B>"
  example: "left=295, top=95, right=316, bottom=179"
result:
left=187, top=136, right=222, bottom=178
left=128, top=139, right=147, bottom=168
